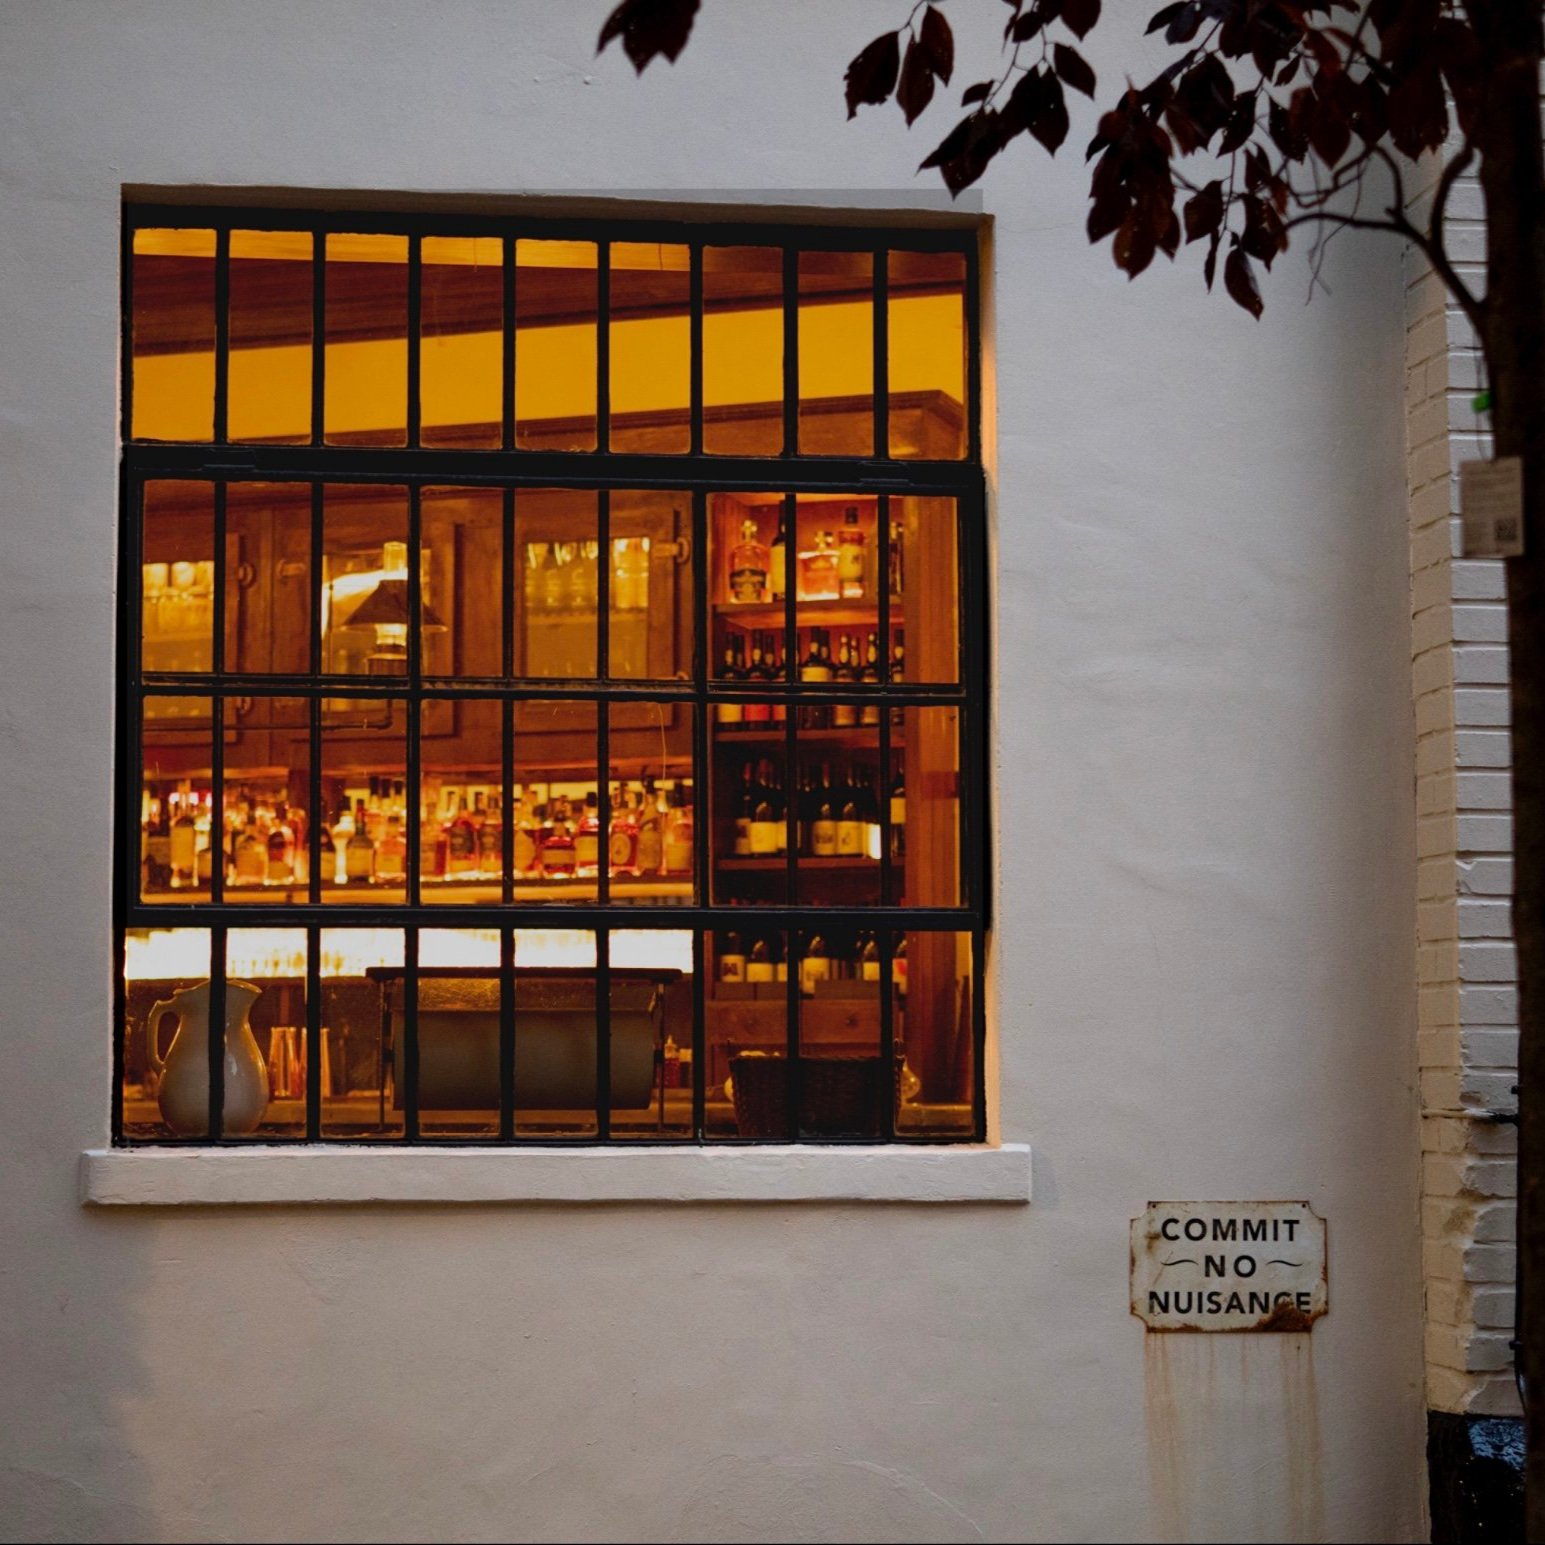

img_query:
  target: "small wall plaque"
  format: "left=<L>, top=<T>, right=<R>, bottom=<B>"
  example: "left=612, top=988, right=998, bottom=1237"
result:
left=1461, top=457, right=1525, bottom=558
left=1130, top=1201, right=1327, bottom=1332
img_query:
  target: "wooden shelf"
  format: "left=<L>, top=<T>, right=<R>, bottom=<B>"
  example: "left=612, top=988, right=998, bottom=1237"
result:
left=713, top=726, right=894, bottom=746
left=714, top=597, right=902, bottom=628
left=716, top=856, right=878, bottom=871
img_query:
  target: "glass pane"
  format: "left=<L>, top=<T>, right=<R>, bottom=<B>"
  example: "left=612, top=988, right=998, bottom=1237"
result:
left=798, top=250, right=873, bottom=456
left=890, top=495, right=959, bottom=684
left=710, top=720, right=787, bottom=905
left=142, top=481, right=214, bottom=674
left=891, top=705, right=961, bottom=908
left=423, top=487, right=502, bottom=677
left=709, top=491, right=787, bottom=685
left=888, top=251, right=967, bottom=459
left=609, top=930, right=694, bottom=1137
left=421, top=699, right=504, bottom=906
left=704, top=246, right=783, bottom=456
left=797, top=722, right=881, bottom=907
left=319, top=928, right=405, bottom=1139
left=324, top=233, right=407, bottom=447
left=515, top=239, right=597, bottom=451
left=227, top=928, right=309, bottom=1138
left=609, top=489, right=690, bottom=682
left=513, top=700, right=598, bottom=902
left=797, top=926, right=885, bottom=1137
left=323, top=485, right=409, bottom=678
left=139, top=697, right=212, bottom=903
left=229, top=230, right=313, bottom=443
left=894, top=930, right=975, bottom=1136
left=320, top=701, right=407, bottom=903
left=422, top=236, right=502, bottom=449
left=226, top=482, right=311, bottom=675
left=608, top=701, right=695, bottom=904
left=122, top=928, right=212, bottom=1138
left=610, top=241, right=690, bottom=454
left=514, top=928, right=599, bottom=1137
left=515, top=488, right=597, bottom=679
left=417, top=928, right=502, bottom=1136
left=131, top=228, right=215, bottom=442
left=706, top=928, right=789, bottom=1139
left=223, top=697, right=310, bottom=903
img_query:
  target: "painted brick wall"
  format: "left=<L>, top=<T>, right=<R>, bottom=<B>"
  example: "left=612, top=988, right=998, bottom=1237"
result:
left=1407, top=145, right=1520, bottom=1417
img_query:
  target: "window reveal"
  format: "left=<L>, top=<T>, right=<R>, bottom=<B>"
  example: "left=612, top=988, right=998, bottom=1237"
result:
left=120, top=205, right=985, bottom=1145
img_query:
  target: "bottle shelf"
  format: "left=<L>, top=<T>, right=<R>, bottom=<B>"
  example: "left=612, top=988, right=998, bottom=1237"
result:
left=714, top=597, right=904, bottom=629
left=716, top=856, right=879, bottom=871
left=712, top=726, right=898, bottom=747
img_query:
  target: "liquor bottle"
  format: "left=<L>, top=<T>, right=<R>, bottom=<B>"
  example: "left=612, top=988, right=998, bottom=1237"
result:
left=170, top=788, right=197, bottom=886
left=888, top=515, right=904, bottom=598
left=861, top=633, right=881, bottom=726
left=608, top=784, right=639, bottom=876
left=719, top=932, right=747, bottom=983
left=235, top=822, right=267, bottom=886
left=800, top=627, right=832, bottom=732
left=837, top=505, right=867, bottom=600
left=539, top=804, right=576, bottom=878
left=859, top=932, right=882, bottom=983
left=575, top=791, right=601, bottom=876
left=513, top=797, right=538, bottom=876
left=800, top=935, right=832, bottom=997
left=889, top=765, right=906, bottom=863
left=742, top=633, right=772, bottom=726
left=771, top=632, right=789, bottom=725
left=717, top=636, right=745, bottom=726
left=836, top=768, right=865, bottom=857
left=377, top=811, right=407, bottom=881
left=750, top=760, right=782, bottom=857
left=830, top=634, right=858, bottom=729
left=746, top=935, right=776, bottom=984
left=858, top=766, right=882, bottom=859
left=729, top=516, right=770, bottom=603
left=319, top=813, right=336, bottom=885
left=345, top=800, right=376, bottom=884
left=892, top=934, right=908, bottom=997
left=636, top=778, right=664, bottom=875
left=800, top=528, right=839, bottom=601
left=445, top=797, right=478, bottom=879
left=769, top=506, right=789, bottom=600
left=266, top=817, right=293, bottom=883
left=733, top=762, right=755, bottom=856
left=809, top=763, right=838, bottom=858
left=477, top=793, right=503, bottom=878
left=664, top=783, right=694, bottom=875
left=891, top=628, right=905, bottom=682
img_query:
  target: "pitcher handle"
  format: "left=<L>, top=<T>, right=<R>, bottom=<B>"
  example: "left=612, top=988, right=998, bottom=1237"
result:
left=146, top=999, right=175, bottom=1079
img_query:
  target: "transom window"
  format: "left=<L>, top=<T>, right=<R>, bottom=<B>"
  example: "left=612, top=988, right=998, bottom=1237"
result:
left=118, top=202, right=985, bottom=1145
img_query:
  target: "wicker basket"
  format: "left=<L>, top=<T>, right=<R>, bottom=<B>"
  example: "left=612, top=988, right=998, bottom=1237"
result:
left=730, top=1053, right=888, bottom=1138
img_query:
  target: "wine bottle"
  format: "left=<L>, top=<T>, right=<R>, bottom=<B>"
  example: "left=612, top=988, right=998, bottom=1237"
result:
left=836, top=505, right=867, bottom=600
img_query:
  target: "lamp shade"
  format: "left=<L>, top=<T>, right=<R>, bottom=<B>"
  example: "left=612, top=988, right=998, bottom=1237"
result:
left=344, top=578, right=446, bottom=631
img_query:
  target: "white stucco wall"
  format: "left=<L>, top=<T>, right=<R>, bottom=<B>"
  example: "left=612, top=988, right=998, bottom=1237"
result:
left=0, top=3, right=1425, bottom=1540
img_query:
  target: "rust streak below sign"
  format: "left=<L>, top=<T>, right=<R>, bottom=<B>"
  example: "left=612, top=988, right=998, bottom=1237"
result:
left=1131, top=1202, right=1328, bottom=1333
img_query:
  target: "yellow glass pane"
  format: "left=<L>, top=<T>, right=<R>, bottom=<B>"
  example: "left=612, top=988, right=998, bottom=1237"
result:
left=515, top=239, right=597, bottom=451
left=142, top=481, right=214, bottom=674
left=324, top=233, right=407, bottom=447
left=610, top=241, right=689, bottom=454
left=515, top=488, right=598, bottom=680
left=319, top=928, right=406, bottom=1139
left=888, top=251, right=967, bottom=459
left=229, top=230, right=312, bottom=443
left=223, top=697, right=310, bottom=904
left=131, top=228, right=215, bottom=442
left=139, top=698, right=213, bottom=903
left=422, top=235, right=502, bottom=449
left=226, top=929, right=310, bottom=1138
left=704, top=246, right=783, bottom=456
left=894, top=929, right=975, bottom=1135
left=418, top=929, right=503, bottom=1136
left=608, top=930, right=695, bottom=1137
left=798, top=251, right=873, bottom=456
left=891, top=705, right=960, bottom=908
left=421, top=699, right=504, bottom=906
left=607, top=701, right=695, bottom=905
left=320, top=701, right=407, bottom=904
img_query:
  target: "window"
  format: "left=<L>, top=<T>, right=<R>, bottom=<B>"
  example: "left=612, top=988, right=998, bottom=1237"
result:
left=118, top=204, right=985, bottom=1146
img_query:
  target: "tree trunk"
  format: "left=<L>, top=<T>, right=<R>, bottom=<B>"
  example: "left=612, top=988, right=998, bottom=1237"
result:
left=1470, top=3, right=1545, bottom=1537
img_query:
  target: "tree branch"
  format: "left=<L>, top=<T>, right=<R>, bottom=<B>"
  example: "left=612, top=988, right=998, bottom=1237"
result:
left=1423, top=140, right=1487, bottom=342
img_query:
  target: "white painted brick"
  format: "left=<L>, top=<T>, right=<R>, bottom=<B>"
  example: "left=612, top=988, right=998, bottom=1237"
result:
left=1453, top=645, right=1510, bottom=685
left=1459, top=942, right=1516, bottom=982
left=1448, top=351, right=1486, bottom=392
left=1453, top=687, right=1509, bottom=727
left=1465, top=1244, right=1516, bottom=1282
left=1471, top=1286, right=1515, bottom=1329
left=1461, top=985, right=1518, bottom=1023
left=1466, top=1330, right=1516, bottom=1372
left=1470, top=1124, right=1519, bottom=1158
left=1462, top=1028, right=1517, bottom=1066
left=1472, top=1202, right=1516, bottom=1243
left=1457, top=856, right=1512, bottom=895
left=1452, top=603, right=1509, bottom=643
left=1457, top=771, right=1511, bottom=810
left=1468, top=1160, right=1518, bottom=1198
left=1451, top=560, right=1506, bottom=601
left=1462, top=1070, right=1520, bottom=1110
left=1466, top=1375, right=1524, bottom=1417
left=1456, top=813, right=1512, bottom=852
left=1455, top=730, right=1510, bottom=768
left=1458, top=898, right=1511, bottom=937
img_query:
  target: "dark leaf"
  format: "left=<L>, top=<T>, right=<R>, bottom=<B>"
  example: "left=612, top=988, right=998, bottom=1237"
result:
left=1224, top=246, right=1263, bottom=318
left=962, top=80, right=994, bottom=106
left=1157, top=207, right=1182, bottom=259
left=597, top=0, right=701, bottom=73
left=1177, top=54, right=1236, bottom=142
left=1386, top=60, right=1446, bottom=157
left=920, top=5, right=955, bottom=84
left=1062, top=0, right=1101, bottom=40
left=898, top=39, right=937, bottom=125
left=920, top=110, right=1008, bottom=195
left=1306, top=92, right=1351, bottom=167
left=845, top=31, right=902, bottom=118
left=1029, top=71, right=1070, bottom=154
left=1166, top=2, right=1203, bottom=44
left=1053, top=43, right=1096, bottom=98
left=1218, top=93, right=1257, bottom=154
left=1183, top=179, right=1223, bottom=243
left=1087, top=185, right=1129, bottom=243
left=1011, top=10, right=1045, bottom=42
left=1203, top=229, right=1221, bottom=290
left=1146, top=2, right=1187, bottom=33
left=1113, top=210, right=1158, bottom=278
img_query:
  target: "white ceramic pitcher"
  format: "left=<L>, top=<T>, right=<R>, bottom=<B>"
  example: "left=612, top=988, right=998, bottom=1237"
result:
left=146, top=980, right=268, bottom=1135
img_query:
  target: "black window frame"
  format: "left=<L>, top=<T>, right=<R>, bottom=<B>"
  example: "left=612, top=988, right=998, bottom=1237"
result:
left=116, top=201, right=989, bottom=1146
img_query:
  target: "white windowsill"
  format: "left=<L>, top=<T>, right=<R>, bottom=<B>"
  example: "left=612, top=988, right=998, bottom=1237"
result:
left=80, top=1143, right=1032, bottom=1207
